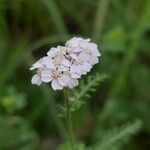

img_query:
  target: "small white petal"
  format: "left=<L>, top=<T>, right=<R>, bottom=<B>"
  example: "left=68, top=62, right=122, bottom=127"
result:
left=79, top=52, right=90, bottom=62
left=70, top=64, right=81, bottom=73
left=41, top=71, right=52, bottom=83
left=31, top=74, right=42, bottom=86
left=67, top=78, right=79, bottom=89
left=89, top=56, right=99, bottom=65
left=61, top=75, right=71, bottom=85
left=70, top=72, right=81, bottom=79
left=82, top=62, right=92, bottom=72
left=43, top=56, right=55, bottom=69
left=30, top=60, right=43, bottom=70
left=70, top=53, right=79, bottom=60
left=74, top=48, right=82, bottom=52
left=47, top=48, right=58, bottom=57
left=92, top=48, right=101, bottom=57
left=30, top=66, right=35, bottom=70
left=57, top=76, right=66, bottom=86
left=66, top=37, right=82, bottom=48
left=81, top=70, right=87, bottom=75
left=42, top=76, right=52, bottom=82
left=61, top=59, right=71, bottom=67
left=51, top=79, right=63, bottom=90
left=58, top=65, right=69, bottom=71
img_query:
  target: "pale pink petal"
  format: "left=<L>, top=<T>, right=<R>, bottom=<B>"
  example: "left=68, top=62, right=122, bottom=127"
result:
left=74, top=48, right=82, bottom=52
left=79, top=52, right=90, bottom=62
left=70, top=64, right=81, bottom=73
left=58, top=65, right=69, bottom=71
left=67, top=79, right=74, bottom=89
left=70, top=53, right=79, bottom=60
left=57, top=76, right=66, bottom=86
left=42, top=56, right=55, bottom=69
left=31, top=74, right=42, bottom=86
left=47, top=48, right=57, bottom=57
left=81, top=70, right=87, bottom=75
left=51, top=79, right=63, bottom=90
left=89, top=43, right=97, bottom=49
left=92, top=48, right=101, bottom=57
left=30, top=60, right=43, bottom=70
left=89, top=56, right=99, bottom=65
left=80, top=41, right=87, bottom=49
left=82, top=62, right=92, bottom=72
left=70, top=72, right=81, bottom=78
left=67, top=78, right=79, bottom=89
left=41, top=70, right=52, bottom=83
left=61, top=75, right=72, bottom=85
left=61, top=59, right=71, bottom=67
left=67, top=38, right=80, bottom=48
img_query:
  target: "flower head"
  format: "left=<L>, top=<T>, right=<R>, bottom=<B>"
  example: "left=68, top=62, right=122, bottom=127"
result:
left=30, top=37, right=101, bottom=90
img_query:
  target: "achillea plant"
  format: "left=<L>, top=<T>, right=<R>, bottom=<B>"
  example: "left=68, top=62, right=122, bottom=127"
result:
left=30, top=37, right=101, bottom=149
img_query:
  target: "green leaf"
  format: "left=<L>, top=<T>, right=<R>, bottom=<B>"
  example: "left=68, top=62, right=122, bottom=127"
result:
left=0, top=39, right=29, bottom=93
left=70, top=73, right=107, bottom=112
left=41, top=0, right=68, bottom=34
left=93, top=120, right=142, bottom=150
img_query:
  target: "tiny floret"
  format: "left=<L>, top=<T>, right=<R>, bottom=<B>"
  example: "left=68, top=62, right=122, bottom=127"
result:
left=30, top=37, right=101, bottom=90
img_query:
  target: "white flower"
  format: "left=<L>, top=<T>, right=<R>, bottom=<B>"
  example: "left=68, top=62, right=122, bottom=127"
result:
left=66, top=37, right=90, bottom=49
left=30, top=37, right=100, bottom=90
left=47, top=46, right=71, bottom=70
left=65, top=37, right=101, bottom=65
left=41, top=68, right=78, bottom=90
left=47, top=46, right=66, bottom=58
left=62, top=71, right=79, bottom=88
left=70, top=53, right=92, bottom=76
left=65, top=37, right=90, bottom=58
left=30, top=57, right=54, bottom=86
left=80, top=41, right=101, bottom=65
left=30, top=56, right=55, bottom=70
left=30, top=59, right=43, bottom=70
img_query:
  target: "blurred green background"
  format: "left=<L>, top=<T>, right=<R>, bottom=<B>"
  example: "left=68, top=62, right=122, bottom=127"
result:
left=0, top=0, right=150, bottom=149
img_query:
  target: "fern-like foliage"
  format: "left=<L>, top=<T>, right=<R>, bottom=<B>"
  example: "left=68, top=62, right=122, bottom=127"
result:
left=93, top=120, right=142, bottom=150
left=57, top=73, right=107, bottom=117
left=70, top=73, right=107, bottom=112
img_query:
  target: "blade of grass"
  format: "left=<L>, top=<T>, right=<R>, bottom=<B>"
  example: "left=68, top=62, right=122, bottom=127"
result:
left=108, top=0, right=150, bottom=99
left=0, top=2, right=8, bottom=64
left=92, top=0, right=111, bottom=42
left=0, top=38, right=29, bottom=94
left=100, top=1, right=150, bottom=119
left=41, top=0, right=68, bottom=34
left=29, top=34, right=70, bottom=52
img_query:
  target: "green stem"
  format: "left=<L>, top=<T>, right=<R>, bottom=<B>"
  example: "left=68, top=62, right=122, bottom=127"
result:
left=64, top=89, right=75, bottom=149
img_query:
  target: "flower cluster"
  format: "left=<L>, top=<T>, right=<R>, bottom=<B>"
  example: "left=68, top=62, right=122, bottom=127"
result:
left=30, top=37, right=101, bottom=90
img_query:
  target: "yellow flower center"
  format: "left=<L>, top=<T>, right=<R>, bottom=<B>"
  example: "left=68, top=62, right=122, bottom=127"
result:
left=53, top=57, right=62, bottom=65
left=37, top=69, right=42, bottom=75
left=52, top=70, right=62, bottom=79
left=85, top=48, right=91, bottom=53
left=67, top=47, right=74, bottom=53
left=75, top=59, right=83, bottom=65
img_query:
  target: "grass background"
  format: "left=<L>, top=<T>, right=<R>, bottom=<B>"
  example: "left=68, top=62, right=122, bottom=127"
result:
left=0, top=0, right=150, bottom=149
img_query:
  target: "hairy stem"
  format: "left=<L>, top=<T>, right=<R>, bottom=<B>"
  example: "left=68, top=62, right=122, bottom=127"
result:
left=64, top=89, right=74, bottom=149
